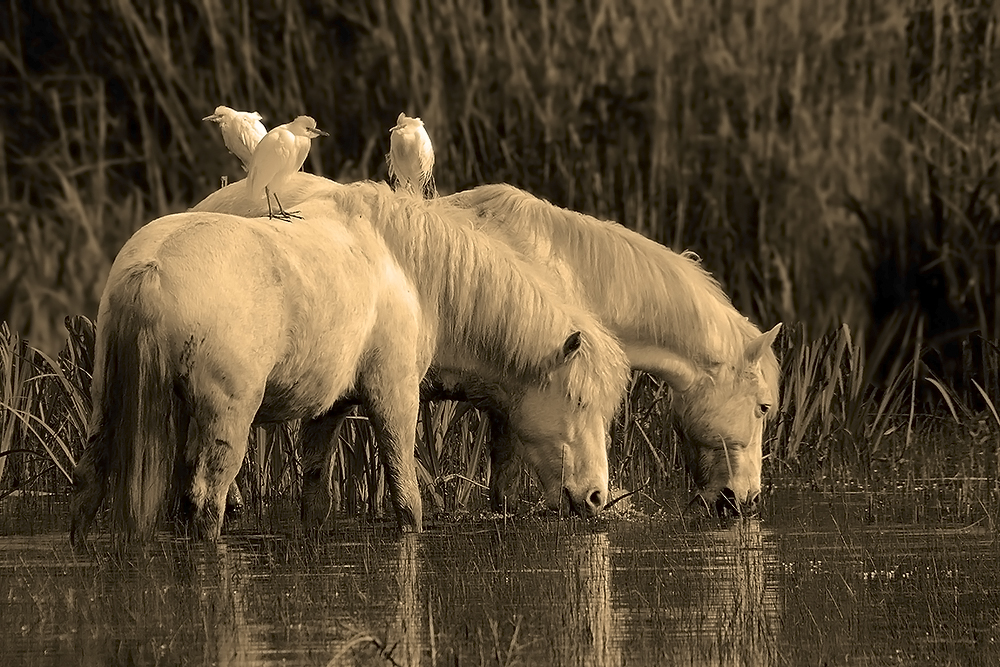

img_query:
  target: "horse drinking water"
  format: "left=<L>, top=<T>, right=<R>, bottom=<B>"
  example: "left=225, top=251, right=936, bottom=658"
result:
left=440, top=185, right=781, bottom=516
left=70, top=179, right=629, bottom=544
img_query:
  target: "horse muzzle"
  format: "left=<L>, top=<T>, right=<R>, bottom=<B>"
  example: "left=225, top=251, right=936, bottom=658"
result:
left=563, top=485, right=607, bottom=518
left=687, top=487, right=760, bottom=519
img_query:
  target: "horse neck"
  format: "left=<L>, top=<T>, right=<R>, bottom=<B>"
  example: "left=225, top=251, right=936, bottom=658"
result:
left=459, top=185, right=754, bottom=371
left=350, top=185, right=585, bottom=385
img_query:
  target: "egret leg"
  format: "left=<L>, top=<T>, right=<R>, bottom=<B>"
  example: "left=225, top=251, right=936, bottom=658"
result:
left=264, top=187, right=275, bottom=219
left=273, top=193, right=302, bottom=220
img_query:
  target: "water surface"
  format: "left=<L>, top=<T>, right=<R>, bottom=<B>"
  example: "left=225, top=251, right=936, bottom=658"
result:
left=2, top=486, right=998, bottom=666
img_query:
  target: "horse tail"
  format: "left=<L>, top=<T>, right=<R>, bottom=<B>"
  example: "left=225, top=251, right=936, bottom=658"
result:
left=99, top=261, right=176, bottom=542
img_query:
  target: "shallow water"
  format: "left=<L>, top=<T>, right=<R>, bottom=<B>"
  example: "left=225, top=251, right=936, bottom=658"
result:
left=1, top=487, right=999, bottom=666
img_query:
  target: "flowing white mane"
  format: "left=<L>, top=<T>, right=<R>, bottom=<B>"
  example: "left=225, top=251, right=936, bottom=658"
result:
left=444, top=184, right=780, bottom=387
left=195, top=176, right=630, bottom=416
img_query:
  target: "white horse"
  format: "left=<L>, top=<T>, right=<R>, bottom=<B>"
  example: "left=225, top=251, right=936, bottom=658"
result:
left=441, top=185, right=781, bottom=515
left=70, top=179, right=629, bottom=544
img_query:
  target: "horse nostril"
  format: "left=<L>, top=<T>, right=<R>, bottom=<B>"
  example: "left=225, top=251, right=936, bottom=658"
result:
left=587, top=488, right=605, bottom=514
left=716, top=488, right=739, bottom=517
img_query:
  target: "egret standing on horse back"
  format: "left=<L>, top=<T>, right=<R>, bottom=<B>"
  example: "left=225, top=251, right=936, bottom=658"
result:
left=387, top=112, right=436, bottom=199
left=247, top=115, right=329, bottom=220
left=202, top=106, right=267, bottom=170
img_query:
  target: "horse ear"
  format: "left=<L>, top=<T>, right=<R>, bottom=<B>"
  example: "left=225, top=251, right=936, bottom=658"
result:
left=745, top=323, right=782, bottom=362
left=560, top=331, right=583, bottom=362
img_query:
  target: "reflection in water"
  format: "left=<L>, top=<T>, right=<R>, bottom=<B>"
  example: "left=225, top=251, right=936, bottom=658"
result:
left=6, top=489, right=999, bottom=665
left=112, top=543, right=252, bottom=665
left=0, top=539, right=253, bottom=665
left=392, top=533, right=423, bottom=666
left=711, top=520, right=777, bottom=667
left=202, top=543, right=252, bottom=666
left=560, top=532, right=617, bottom=667
left=615, top=518, right=777, bottom=667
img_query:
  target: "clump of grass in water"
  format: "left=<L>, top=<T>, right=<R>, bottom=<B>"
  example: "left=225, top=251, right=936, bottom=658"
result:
left=0, top=319, right=90, bottom=499
left=772, top=321, right=1000, bottom=512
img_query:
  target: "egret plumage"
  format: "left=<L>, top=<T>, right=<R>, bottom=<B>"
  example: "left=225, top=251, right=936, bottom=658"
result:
left=247, top=115, right=329, bottom=220
left=202, top=105, right=267, bottom=170
left=386, top=112, right=436, bottom=198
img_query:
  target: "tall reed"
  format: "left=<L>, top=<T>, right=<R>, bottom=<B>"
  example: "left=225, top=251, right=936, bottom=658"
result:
left=2, top=314, right=999, bottom=514
left=4, top=0, right=998, bottom=378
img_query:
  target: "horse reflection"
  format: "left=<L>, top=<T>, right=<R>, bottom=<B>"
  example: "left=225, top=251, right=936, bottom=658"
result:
left=392, top=533, right=423, bottom=665
left=557, top=531, right=619, bottom=667
left=617, top=520, right=778, bottom=666
left=77, top=543, right=251, bottom=665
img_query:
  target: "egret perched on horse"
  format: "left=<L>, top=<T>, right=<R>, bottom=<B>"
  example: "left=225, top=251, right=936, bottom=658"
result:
left=247, top=115, right=329, bottom=220
left=69, top=177, right=629, bottom=545
left=441, top=185, right=782, bottom=516
left=386, top=113, right=436, bottom=199
left=202, top=106, right=267, bottom=170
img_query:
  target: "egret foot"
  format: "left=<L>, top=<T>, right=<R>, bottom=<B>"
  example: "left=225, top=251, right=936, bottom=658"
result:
left=268, top=191, right=302, bottom=221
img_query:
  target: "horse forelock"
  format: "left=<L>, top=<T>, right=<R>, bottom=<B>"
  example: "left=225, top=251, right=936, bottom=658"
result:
left=304, top=181, right=628, bottom=406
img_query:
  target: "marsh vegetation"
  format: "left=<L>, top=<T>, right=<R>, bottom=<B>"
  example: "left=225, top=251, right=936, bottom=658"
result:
left=2, top=0, right=1000, bottom=663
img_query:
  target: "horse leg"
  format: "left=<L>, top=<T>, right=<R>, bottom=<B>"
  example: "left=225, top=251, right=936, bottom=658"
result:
left=368, top=407, right=422, bottom=531
left=488, top=411, right=523, bottom=513
left=300, top=401, right=354, bottom=532
left=225, top=481, right=244, bottom=516
left=69, top=434, right=109, bottom=548
left=182, top=397, right=257, bottom=541
left=361, top=378, right=422, bottom=532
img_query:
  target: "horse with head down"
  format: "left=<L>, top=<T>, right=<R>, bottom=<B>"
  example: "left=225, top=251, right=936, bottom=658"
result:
left=440, top=185, right=781, bottom=517
left=69, top=180, right=629, bottom=544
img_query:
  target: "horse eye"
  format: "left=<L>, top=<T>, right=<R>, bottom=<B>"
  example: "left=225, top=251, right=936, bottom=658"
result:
left=759, top=403, right=771, bottom=415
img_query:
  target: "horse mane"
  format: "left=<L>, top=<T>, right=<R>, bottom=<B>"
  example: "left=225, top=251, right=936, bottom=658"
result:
left=446, top=185, right=780, bottom=380
left=301, top=180, right=629, bottom=416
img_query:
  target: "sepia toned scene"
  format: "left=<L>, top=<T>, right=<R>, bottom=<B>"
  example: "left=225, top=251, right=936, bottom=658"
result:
left=2, top=1, right=999, bottom=664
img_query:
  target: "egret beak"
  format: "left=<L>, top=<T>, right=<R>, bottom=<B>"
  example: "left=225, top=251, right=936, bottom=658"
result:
left=203, top=114, right=222, bottom=122
left=310, top=128, right=330, bottom=138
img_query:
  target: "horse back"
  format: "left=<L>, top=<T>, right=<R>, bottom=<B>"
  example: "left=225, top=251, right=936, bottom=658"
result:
left=102, top=211, right=402, bottom=422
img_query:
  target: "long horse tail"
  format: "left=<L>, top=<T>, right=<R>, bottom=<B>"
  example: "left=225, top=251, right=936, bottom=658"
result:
left=100, top=261, right=176, bottom=542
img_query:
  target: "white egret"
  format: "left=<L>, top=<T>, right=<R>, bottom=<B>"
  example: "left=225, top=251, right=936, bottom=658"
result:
left=386, top=112, right=436, bottom=198
left=202, top=105, right=267, bottom=170
left=247, top=115, right=329, bottom=220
